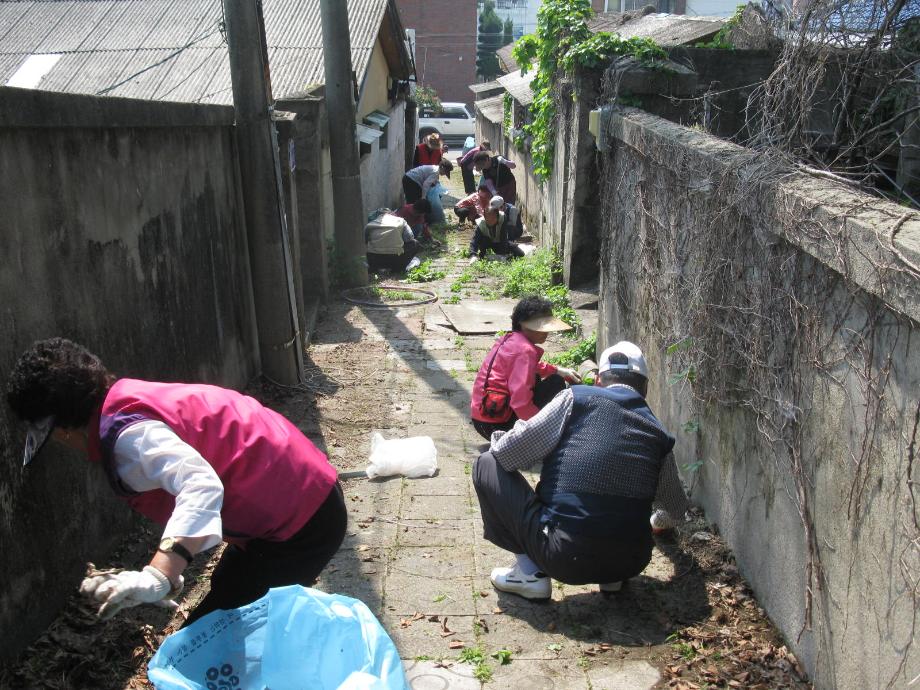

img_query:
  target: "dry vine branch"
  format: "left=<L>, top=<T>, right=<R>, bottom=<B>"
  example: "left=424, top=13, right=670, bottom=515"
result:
left=596, top=62, right=918, bottom=673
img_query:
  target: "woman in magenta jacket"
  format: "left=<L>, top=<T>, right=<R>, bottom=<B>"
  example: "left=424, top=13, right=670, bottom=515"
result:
left=470, top=297, right=581, bottom=440
left=7, top=338, right=345, bottom=626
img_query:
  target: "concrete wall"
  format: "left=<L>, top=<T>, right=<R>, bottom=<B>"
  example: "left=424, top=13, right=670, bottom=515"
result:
left=0, top=86, right=259, bottom=662
left=361, top=99, right=409, bottom=216
left=275, top=97, right=333, bottom=305
left=594, top=108, right=920, bottom=689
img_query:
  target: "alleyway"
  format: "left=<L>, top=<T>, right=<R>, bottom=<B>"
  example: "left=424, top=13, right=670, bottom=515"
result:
left=303, top=232, right=693, bottom=688
left=0, top=175, right=810, bottom=690
left=286, top=173, right=809, bottom=688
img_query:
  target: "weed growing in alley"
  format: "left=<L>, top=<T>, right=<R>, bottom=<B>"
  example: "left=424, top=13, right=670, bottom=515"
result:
left=546, top=333, right=597, bottom=367
left=406, top=259, right=446, bottom=283
left=467, top=248, right=580, bottom=329
left=458, top=646, right=493, bottom=682
left=491, top=649, right=513, bottom=665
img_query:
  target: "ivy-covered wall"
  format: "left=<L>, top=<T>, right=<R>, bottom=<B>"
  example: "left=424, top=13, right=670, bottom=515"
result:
left=596, top=108, right=920, bottom=690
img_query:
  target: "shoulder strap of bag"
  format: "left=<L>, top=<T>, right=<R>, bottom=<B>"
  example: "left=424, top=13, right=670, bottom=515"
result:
left=483, top=334, right=512, bottom=390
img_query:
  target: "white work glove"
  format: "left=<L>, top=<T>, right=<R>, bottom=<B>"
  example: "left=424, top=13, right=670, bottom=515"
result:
left=556, top=367, right=582, bottom=384
left=80, top=565, right=182, bottom=620
left=650, top=509, right=677, bottom=534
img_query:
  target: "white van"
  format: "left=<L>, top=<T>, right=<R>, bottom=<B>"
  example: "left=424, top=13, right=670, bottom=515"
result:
left=417, top=102, right=476, bottom=148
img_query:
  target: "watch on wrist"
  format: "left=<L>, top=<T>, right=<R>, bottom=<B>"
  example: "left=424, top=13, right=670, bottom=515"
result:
left=158, top=537, right=194, bottom=565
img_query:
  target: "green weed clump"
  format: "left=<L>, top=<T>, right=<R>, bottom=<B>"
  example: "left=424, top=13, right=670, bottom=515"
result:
left=406, top=259, right=446, bottom=283
left=546, top=333, right=596, bottom=367
left=458, top=646, right=493, bottom=682
left=468, top=248, right=580, bottom=329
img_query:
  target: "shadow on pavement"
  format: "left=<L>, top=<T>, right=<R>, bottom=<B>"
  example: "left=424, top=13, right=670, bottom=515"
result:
left=493, top=537, right=711, bottom=648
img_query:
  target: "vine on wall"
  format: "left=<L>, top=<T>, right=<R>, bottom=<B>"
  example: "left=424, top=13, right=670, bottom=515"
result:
left=597, top=95, right=918, bottom=683
left=511, top=0, right=665, bottom=180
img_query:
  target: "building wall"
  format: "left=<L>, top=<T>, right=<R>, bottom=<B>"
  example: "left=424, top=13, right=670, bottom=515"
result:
left=361, top=98, right=409, bottom=215
left=397, top=0, right=478, bottom=106
left=0, top=87, right=260, bottom=662
left=358, top=40, right=392, bottom=120
left=593, top=108, right=920, bottom=689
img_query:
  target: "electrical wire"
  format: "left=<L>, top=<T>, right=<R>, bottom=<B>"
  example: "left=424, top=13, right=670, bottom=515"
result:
left=95, top=21, right=222, bottom=96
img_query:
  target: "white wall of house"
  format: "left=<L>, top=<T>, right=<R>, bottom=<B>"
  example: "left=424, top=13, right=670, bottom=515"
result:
left=359, top=98, right=408, bottom=216
left=356, top=39, right=409, bottom=217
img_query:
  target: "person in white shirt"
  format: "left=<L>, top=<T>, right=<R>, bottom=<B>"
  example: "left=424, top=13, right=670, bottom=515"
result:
left=403, top=160, right=453, bottom=204
left=7, top=338, right=344, bottom=626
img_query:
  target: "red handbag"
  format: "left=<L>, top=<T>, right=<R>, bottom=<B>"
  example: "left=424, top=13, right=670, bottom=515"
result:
left=479, top=335, right=512, bottom=419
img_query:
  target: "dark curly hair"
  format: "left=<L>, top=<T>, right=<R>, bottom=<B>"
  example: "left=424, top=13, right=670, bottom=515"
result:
left=6, top=338, right=113, bottom=428
left=511, top=296, right=553, bottom=332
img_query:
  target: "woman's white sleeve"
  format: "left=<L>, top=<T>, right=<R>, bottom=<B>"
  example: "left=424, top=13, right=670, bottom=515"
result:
left=113, top=420, right=223, bottom=550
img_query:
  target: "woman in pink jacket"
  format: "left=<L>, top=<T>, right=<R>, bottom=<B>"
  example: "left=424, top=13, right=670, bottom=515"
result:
left=7, top=338, right=344, bottom=626
left=470, top=297, right=581, bottom=440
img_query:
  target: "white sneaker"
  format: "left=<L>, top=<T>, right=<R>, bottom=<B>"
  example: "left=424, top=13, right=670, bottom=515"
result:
left=490, top=564, right=552, bottom=600
left=599, top=581, right=623, bottom=593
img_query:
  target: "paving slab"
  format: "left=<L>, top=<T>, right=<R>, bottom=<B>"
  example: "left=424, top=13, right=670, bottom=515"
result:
left=386, top=547, right=477, bottom=616
left=489, top=658, right=589, bottom=688
left=402, top=493, right=476, bottom=520
left=586, top=660, right=661, bottom=690
left=387, top=616, right=479, bottom=660
left=403, top=660, right=479, bottom=690
left=394, top=520, right=478, bottom=548
left=401, top=474, right=469, bottom=496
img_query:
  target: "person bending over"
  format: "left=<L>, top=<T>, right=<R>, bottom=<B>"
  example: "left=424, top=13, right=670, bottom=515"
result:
left=394, top=198, right=432, bottom=241
left=403, top=160, right=453, bottom=204
left=455, top=182, right=492, bottom=225
left=473, top=151, right=517, bottom=204
left=470, top=297, right=581, bottom=440
left=456, top=139, right=491, bottom=194
left=6, top=338, right=345, bottom=625
left=472, top=341, right=689, bottom=600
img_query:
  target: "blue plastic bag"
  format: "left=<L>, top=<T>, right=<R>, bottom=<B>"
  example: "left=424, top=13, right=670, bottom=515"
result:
left=426, top=183, right=446, bottom=224
left=148, top=586, right=407, bottom=690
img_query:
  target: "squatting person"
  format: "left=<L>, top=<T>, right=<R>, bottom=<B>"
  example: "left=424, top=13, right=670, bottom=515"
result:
left=472, top=341, right=689, bottom=599
left=6, top=338, right=346, bottom=625
left=470, top=297, right=581, bottom=440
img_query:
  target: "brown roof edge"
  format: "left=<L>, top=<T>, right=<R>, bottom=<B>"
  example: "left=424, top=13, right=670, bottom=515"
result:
left=379, top=0, right=415, bottom=80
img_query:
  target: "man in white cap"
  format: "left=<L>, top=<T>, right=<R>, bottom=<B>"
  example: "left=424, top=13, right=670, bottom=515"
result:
left=468, top=196, right=524, bottom=262
left=489, top=195, right=525, bottom=243
left=472, top=340, right=689, bottom=600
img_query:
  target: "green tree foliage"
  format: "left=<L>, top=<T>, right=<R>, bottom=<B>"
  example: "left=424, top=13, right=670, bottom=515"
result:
left=415, top=85, right=442, bottom=113
left=477, top=0, right=504, bottom=80
left=503, top=18, right=514, bottom=47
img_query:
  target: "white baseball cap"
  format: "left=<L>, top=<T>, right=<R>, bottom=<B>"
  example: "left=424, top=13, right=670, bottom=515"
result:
left=488, top=195, right=505, bottom=210
left=598, top=341, right=648, bottom=378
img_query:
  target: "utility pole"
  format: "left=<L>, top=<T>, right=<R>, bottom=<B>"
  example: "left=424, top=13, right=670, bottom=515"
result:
left=222, top=0, right=304, bottom=384
left=320, top=0, right=368, bottom=287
